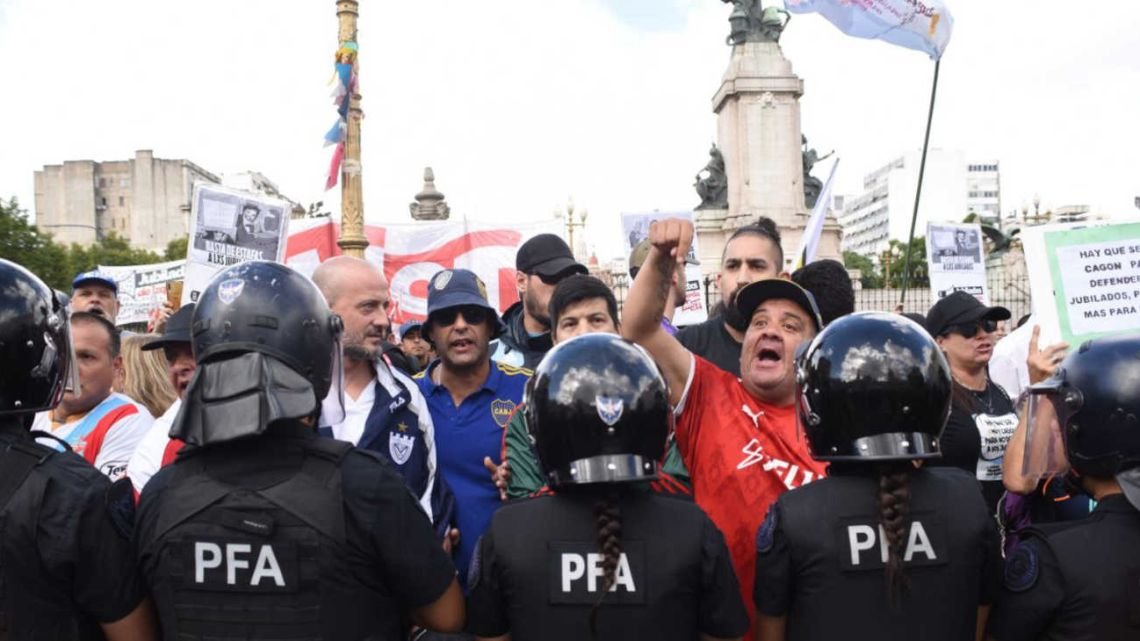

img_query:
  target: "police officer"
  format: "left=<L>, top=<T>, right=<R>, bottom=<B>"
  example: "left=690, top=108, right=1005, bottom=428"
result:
left=0, top=259, right=157, bottom=640
left=753, top=312, right=1002, bottom=641
left=466, top=333, right=749, bottom=640
left=134, top=261, right=464, bottom=640
left=989, top=332, right=1140, bottom=641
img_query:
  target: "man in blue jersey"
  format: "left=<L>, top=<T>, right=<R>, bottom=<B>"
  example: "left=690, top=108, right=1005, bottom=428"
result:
left=414, top=269, right=529, bottom=591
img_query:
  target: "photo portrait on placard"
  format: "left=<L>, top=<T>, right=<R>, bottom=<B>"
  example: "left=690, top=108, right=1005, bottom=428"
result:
left=930, top=225, right=982, bottom=264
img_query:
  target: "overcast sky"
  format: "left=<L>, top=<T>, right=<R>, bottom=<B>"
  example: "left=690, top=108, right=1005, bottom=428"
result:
left=1, top=0, right=1137, bottom=260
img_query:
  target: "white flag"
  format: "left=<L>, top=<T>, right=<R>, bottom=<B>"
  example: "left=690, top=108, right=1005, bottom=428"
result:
left=784, top=0, right=954, bottom=60
left=794, top=158, right=839, bottom=270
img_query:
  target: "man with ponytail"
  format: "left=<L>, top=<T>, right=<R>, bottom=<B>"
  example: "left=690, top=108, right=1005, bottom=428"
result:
left=753, top=312, right=1002, bottom=641
left=466, top=333, right=748, bottom=640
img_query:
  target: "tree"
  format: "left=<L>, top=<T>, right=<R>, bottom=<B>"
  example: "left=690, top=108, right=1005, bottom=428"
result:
left=842, top=251, right=883, bottom=289
left=0, top=197, right=73, bottom=290
left=67, top=233, right=162, bottom=274
left=164, top=236, right=188, bottom=261
left=884, top=235, right=928, bottom=289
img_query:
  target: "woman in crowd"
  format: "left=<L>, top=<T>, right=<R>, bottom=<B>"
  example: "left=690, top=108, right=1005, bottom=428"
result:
left=115, top=332, right=177, bottom=419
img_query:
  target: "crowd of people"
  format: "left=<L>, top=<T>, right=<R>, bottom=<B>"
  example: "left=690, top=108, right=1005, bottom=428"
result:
left=0, top=216, right=1137, bottom=641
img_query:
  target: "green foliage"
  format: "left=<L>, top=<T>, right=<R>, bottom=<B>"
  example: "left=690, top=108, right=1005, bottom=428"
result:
left=164, top=236, right=188, bottom=261
left=842, top=251, right=883, bottom=289
left=884, top=235, right=928, bottom=289
left=67, top=233, right=161, bottom=274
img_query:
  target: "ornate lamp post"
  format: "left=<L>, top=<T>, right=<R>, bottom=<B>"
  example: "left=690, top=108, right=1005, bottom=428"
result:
left=336, top=0, right=368, bottom=258
left=554, top=197, right=588, bottom=260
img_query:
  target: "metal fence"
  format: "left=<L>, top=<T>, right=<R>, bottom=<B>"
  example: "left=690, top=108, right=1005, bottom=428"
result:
left=609, top=271, right=1032, bottom=326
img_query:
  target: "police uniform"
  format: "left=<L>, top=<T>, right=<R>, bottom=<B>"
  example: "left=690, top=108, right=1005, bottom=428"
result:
left=755, top=465, right=1002, bottom=640
left=133, top=261, right=460, bottom=640
left=988, top=333, right=1140, bottom=641
left=0, top=259, right=148, bottom=640
left=466, top=333, right=750, bottom=640
left=755, top=312, right=1003, bottom=641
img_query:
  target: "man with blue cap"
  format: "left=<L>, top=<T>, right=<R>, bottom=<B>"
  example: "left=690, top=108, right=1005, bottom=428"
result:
left=414, top=268, right=529, bottom=591
left=71, top=270, right=121, bottom=324
left=399, top=320, right=430, bottom=374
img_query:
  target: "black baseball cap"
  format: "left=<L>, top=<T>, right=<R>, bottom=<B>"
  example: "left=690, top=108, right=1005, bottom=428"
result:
left=141, top=303, right=195, bottom=351
left=516, top=234, right=587, bottom=279
left=925, top=291, right=1011, bottom=337
left=734, top=279, right=822, bottom=332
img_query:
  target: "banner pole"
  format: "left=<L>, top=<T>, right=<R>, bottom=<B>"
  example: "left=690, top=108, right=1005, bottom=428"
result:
left=898, top=59, right=941, bottom=308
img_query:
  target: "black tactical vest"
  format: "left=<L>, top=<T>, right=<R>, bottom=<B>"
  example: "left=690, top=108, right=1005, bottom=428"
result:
left=774, top=467, right=1000, bottom=641
left=138, top=437, right=396, bottom=640
left=485, top=491, right=722, bottom=640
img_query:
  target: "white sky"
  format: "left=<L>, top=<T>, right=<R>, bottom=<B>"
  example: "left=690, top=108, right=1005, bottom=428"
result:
left=1, top=0, right=1137, bottom=261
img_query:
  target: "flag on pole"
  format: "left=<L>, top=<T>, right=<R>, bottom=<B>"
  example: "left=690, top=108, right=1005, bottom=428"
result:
left=793, top=158, right=839, bottom=270
left=784, top=0, right=954, bottom=59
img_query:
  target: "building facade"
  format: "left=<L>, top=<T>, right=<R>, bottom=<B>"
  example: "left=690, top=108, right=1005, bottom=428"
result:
left=838, top=150, right=1001, bottom=258
left=34, top=150, right=219, bottom=251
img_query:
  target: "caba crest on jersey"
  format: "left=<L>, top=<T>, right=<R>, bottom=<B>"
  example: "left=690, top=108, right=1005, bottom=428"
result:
left=596, top=395, right=623, bottom=426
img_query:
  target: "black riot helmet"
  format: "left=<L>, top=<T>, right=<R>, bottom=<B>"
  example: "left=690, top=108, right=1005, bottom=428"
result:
left=525, top=333, right=671, bottom=486
left=171, top=261, right=344, bottom=446
left=796, top=311, right=952, bottom=461
left=0, top=259, right=73, bottom=417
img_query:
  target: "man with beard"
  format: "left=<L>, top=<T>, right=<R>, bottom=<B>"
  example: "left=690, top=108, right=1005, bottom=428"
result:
left=414, top=268, right=529, bottom=590
left=623, top=218, right=826, bottom=624
left=491, top=234, right=587, bottom=369
left=674, top=217, right=785, bottom=376
left=311, top=256, right=455, bottom=541
left=71, top=270, right=121, bottom=323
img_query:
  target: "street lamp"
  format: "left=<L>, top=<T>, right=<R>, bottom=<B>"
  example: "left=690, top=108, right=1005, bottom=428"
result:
left=554, top=197, right=588, bottom=260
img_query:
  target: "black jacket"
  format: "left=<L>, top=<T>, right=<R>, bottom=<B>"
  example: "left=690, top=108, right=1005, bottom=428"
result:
left=489, top=302, right=550, bottom=370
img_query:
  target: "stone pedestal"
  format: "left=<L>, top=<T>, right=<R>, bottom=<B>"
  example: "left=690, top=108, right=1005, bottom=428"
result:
left=693, top=41, right=842, bottom=274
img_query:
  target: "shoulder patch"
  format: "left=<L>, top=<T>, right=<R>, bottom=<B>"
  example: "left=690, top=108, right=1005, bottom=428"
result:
left=756, top=504, right=780, bottom=554
left=1004, top=543, right=1040, bottom=593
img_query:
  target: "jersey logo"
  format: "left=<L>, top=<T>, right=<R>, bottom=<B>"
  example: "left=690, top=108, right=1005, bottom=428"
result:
left=595, top=395, right=623, bottom=426
left=548, top=541, right=646, bottom=605
left=491, top=399, right=516, bottom=428
left=741, top=404, right=764, bottom=429
left=184, top=540, right=298, bottom=593
left=389, top=431, right=415, bottom=465
left=838, top=515, right=948, bottom=572
left=217, top=278, right=245, bottom=304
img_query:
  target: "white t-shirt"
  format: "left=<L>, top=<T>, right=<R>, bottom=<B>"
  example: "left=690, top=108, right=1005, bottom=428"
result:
left=32, top=392, right=154, bottom=482
left=127, top=398, right=181, bottom=496
left=328, top=376, right=376, bottom=445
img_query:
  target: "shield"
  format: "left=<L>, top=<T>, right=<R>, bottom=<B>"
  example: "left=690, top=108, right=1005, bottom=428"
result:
left=596, top=395, right=624, bottom=426
left=389, top=432, right=415, bottom=465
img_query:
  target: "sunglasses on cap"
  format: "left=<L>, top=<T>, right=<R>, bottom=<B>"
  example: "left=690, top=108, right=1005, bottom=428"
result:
left=945, top=319, right=998, bottom=339
left=431, top=305, right=490, bottom=327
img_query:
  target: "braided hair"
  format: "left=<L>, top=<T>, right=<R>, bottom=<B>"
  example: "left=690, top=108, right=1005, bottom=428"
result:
left=589, top=490, right=622, bottom=637
left=877, top=462, right=914, bottom=601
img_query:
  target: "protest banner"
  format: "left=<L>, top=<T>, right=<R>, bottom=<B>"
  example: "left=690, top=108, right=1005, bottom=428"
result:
left=926, top=222, right=988, bottom=303
left=97, top=260, right=185, bottom=326
left=182, top=183, right=292, bottom=305
left=621, top=212, right=708, bottom=326
left=284, top=218, right=560, bottom=322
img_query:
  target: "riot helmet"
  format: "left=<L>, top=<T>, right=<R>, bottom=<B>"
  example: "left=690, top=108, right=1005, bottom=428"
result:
left=171, top=261, right=344, bottom=446
left=0, top=259, right=76, bottom=417
left=796, top=311, right=952, bottom=461
left=1023, top=334, right=1140, bottom=490
left=525, top=333, right=670, bottom=486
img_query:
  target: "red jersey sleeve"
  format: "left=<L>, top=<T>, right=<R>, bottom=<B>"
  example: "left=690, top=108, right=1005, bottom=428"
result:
left=675, top=355, right=737, bottom=469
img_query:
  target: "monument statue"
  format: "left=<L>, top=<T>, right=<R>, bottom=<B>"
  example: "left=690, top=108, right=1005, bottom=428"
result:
left=801, top=135, right=834, bottom=209
left=721, top=0, right=790, bottom=45
left=694, top=144, right=728, bottom=210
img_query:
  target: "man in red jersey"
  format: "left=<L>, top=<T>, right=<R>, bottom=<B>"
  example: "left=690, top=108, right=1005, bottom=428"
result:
left=623, top=217, right=827, bottom=623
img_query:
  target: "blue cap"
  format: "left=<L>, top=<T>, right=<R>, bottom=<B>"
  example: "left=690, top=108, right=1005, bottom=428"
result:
left=398, top=320, right=423, bottom=340
left=71, top=270, right=118, bottom=294
left=425, top=268, right=504, bottom=337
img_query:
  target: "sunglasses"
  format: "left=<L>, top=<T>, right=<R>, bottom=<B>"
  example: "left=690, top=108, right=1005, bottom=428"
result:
left=528, top=271, right=572, bottom=286
left=945, top=319, right=998, bottom=339
left=431, top=305, right=490, bottom=328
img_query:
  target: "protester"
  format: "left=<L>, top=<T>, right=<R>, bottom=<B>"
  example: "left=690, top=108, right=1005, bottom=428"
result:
left=70, top=270, right=121, bottom=323
left=623, top=218, right=825, bottom=623
left=32, top=311, right=153, bottom=481
left=400, top=319, right=431, bottom=373
left=628, top=237, right=698, bottom=334
left=0, top=258, right=157, bottom=640
left=989, top=333, right=1140, bottom=641
left=675, top=217, right=786, bottom=376
left=115, top=333, right=177, bottom=419
left=312, top=256, right=456, bottom=541
left=415, top=268, right=529, bottom=589
left=134, top=261, right=464, bottom=639
left=491, top=233, right=587, bottom=369
left=467, top=333, right=749, bottom=641
left=754, top=313, right=1001, bottom=641
left=924, top=291, right=1016, bottom=514
left=790, top=258, right=854, bottom=326
left=498, top=274, right=689, bottom=499
left=126, top=303, right=196, bottom=496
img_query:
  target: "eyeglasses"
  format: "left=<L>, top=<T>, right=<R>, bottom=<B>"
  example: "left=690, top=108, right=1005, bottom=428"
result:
left=431, top=305, right=490, bottom=327
left=946, top=319, right=998, bottom=339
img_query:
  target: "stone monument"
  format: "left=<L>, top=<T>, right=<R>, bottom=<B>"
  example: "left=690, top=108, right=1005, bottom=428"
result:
left=693, top=1, right=842, bottom=272
left=409, top=167, right=450, bottom=220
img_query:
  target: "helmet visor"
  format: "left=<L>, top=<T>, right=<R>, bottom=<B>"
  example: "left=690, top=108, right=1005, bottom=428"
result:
left=1021, top=381, right=1072, bottom=480
left=56, top=292, right=81, bottom=399
left=318, top=337, right=346, bottom=429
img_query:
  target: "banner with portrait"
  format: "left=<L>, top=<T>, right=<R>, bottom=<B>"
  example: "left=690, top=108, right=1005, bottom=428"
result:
left=621, top=212, right=708, bottom=326
left=926, top=222, right=989, bottom=304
